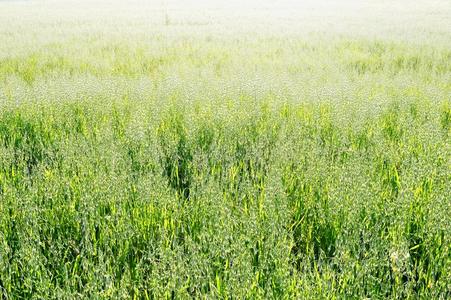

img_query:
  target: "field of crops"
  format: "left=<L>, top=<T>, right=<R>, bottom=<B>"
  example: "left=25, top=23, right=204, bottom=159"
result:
left=0, top=0, right=450, bottom=298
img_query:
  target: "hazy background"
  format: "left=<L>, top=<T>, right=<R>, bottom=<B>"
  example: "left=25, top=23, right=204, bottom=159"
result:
left=1, top=0, right=450, bottom=43
left=1, top=0, right=449, bottom=106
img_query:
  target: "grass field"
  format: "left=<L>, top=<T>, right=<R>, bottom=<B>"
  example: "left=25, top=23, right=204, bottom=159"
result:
left=0, top=0, right=450, bottom=298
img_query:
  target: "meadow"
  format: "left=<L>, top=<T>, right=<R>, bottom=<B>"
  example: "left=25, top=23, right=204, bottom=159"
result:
left=0, top=0, right=450, bottom=298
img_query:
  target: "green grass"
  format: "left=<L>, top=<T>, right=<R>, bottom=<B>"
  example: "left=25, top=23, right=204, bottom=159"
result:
left=0, top=1, right=450, bottom=299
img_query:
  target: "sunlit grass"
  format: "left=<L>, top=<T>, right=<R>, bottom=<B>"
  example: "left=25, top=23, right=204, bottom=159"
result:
left=0, top=0, right=450, bottom=298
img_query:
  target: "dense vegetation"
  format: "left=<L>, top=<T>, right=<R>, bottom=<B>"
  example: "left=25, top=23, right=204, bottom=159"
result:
left=0, top=1, right=450, bottom=298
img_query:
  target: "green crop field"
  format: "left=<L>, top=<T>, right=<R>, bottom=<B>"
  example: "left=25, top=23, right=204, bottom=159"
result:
left=0, top=0, right=450, bottom=298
